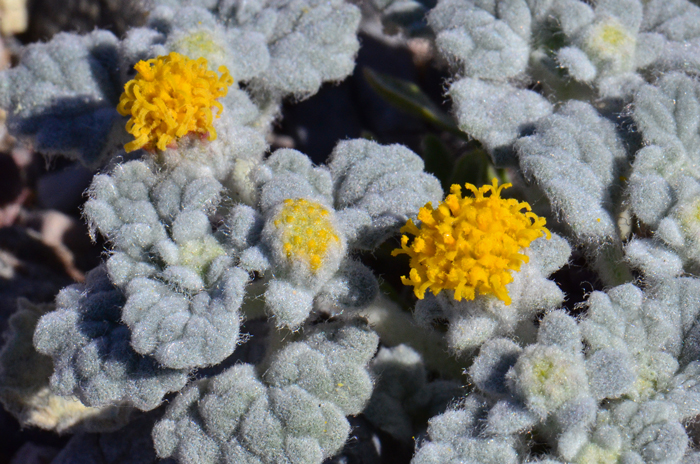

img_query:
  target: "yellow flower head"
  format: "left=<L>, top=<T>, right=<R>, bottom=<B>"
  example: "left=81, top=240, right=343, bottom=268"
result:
left=273, top=198, right=341, bottom=273
left=117, top=52, right=234, bottom=153
left=392, top=179, right=550, bottom=305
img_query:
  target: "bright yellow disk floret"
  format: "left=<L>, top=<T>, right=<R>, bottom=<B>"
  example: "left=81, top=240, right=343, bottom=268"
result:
left=117, top=52, right=234, bottom=153
left=273, top=199, right=341, bottom=273
left=392, top=179, right=550, bottom=305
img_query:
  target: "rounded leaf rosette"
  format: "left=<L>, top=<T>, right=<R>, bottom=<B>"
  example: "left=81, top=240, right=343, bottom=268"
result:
left=394, top=178, right=570, bottom=353
left=224, top=140, right=443, bottom=329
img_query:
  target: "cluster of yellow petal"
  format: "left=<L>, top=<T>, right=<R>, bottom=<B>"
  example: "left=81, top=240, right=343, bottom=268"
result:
left=273, top=199, right=341, bottom=272
left=392, top=179, right=550, bottom=305
left=117, top=52, right=234, bottom=153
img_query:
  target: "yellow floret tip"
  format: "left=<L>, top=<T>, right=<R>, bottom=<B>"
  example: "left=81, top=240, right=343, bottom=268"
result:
left=274, top=198, right=341, bottom=273
left=392, top=178, right=550, bottom=305
left=116, top=52, right=234, bottom=153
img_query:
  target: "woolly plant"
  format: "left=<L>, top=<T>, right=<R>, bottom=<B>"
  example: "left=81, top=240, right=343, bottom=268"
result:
left=5, top=0, right=700, bottom=462
left=0, top=0, right=443, bottom=457
left=413, top=282, right=700, bottom=464
left=396, top=0, right=700, bottom=461
left=0, top=0, right=360, bottom=167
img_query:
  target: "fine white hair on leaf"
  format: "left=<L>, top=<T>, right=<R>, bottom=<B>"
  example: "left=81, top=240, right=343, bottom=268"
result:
left=152, top=319, right=379, bottom=464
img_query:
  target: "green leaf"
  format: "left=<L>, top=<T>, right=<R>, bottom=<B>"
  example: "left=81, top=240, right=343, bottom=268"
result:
left=449, top=148, right=490, bottom=187
left=421, top=134, right=454, bottom=191
left=363, top=67, right=467, bottom=139
left=360, top=130, right=378, bottom=141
